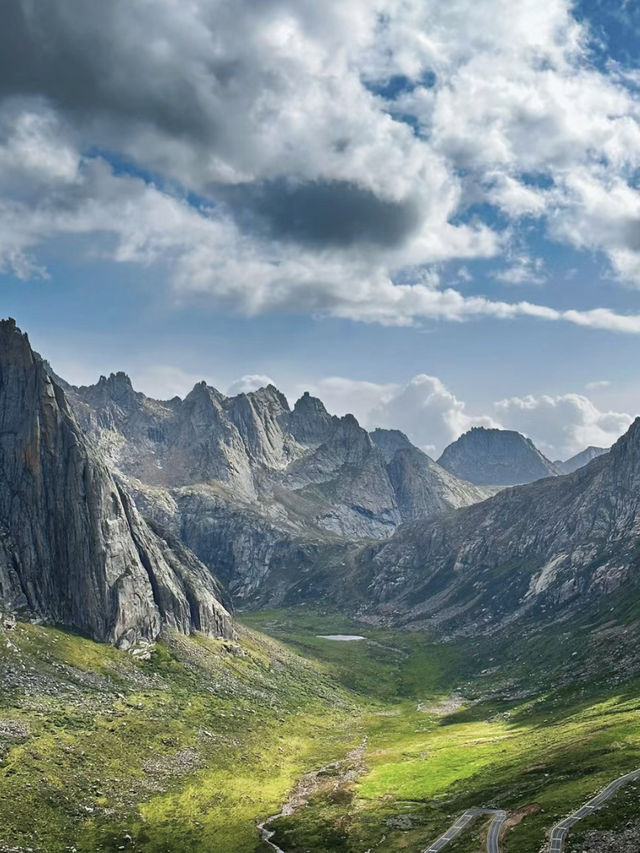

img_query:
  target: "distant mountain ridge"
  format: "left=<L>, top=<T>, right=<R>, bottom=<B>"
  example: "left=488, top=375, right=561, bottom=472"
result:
left=4, top=315, right=630, bottom=643
left=555, top=445, right=609, bottom=474
left=68, top=374, right=490, bottom=527
left=315, top=419, right=640, bottom=636
left=438, top=426, right=560, bottom=485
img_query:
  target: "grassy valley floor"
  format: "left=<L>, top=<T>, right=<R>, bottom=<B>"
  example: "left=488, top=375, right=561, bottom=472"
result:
left=1, top=608, right=639, bottom=852
left=241, top=609, right=640, bottom=853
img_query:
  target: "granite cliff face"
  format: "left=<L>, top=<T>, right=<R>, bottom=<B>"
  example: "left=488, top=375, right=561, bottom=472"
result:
left=555, top=445, right=609, bottom=474
left=0, top=320, right=232, bottom=647
left=338, top=420, right=640, bottom=633
left=438, top=426, right=559, bottom=485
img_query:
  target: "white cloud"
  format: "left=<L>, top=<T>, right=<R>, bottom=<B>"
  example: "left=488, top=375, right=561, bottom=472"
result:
left=585, top=380, right=611, bottom=391
left=3, top=1, right=640, bottom=328
left=302, top=374, right=497, bottom=457
left=300, top=374, right=633, bottom=459
left=493, top=254, right=546, bottom=286
left=368, top=374, right=498, bottom=456
left=227, top=374, right=277, bottom=395
left=494, top=393, right=632, bottom=458
left=294, top=377, right=398, bottom=424
left=485, top=173, right=548, bottom=218
left=4, top=122, right=640, bottom=332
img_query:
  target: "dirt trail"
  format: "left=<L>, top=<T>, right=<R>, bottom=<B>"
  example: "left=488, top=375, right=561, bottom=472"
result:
left=257, top=739, right=367, bottom=851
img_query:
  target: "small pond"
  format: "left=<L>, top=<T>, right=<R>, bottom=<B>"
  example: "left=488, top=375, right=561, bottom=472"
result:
left=316, top=634, right=366, bottom=641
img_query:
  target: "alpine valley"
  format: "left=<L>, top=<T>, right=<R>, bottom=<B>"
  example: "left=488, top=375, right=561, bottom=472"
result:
left=1, top=318, right=639, bottom=853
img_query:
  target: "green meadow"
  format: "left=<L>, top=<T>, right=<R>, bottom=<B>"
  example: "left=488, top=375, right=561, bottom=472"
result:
left=0, top=608, right=638, bottom=852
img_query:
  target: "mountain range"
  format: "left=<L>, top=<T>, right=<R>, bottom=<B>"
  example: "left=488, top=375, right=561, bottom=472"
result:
left=0, top=318, right=634, bottom=650
left=343, top=423, right=639, bottom=634
left=554, top=444, right=609, bottom=474
left=56, top=364, right=498, bottom=602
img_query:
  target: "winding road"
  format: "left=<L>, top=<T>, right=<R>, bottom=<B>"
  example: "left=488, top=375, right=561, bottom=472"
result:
left=423, top=808, right=507, bottom=852
left=259, top=758, right=640, bottom=853
left=548, top=767, right=640, bottom=852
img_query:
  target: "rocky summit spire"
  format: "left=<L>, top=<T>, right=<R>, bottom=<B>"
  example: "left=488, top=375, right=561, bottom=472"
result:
left=289, top=391, right=335, bottom=445
left=0, top=319, right=232, bottom=647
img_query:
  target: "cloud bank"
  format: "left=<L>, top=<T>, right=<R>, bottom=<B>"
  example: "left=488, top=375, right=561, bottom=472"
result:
left=3, top=1, right=640, bottom=330
left=297, top=374, right=632, bottom=459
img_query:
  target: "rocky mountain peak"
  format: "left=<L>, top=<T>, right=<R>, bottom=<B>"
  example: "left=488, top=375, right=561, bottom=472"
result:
left=0, top=318, right=35, bottom=372
left=185, top=380, right=223, bottom=404
left=294, top=390, right=326, bottom=411
left=607, top=416, right=640, bottom=477
left=370, top=428, right=416, bottom=462
left=77, top=371, right=139, bottom=415
left=331, top=413, right=372, bottom=454
left=555, top=444, right=609, bottom=474
left=289, top=391, right=335, bottom=445
left=100, top=370, right=134, bottom=399
left=243, top=384, right=290, bottom=412
left=438, top=426, right=559, bottom=485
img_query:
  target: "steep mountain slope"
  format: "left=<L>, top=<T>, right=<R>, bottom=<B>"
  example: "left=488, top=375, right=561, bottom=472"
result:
left=68, top=377, right=489, bottom=538
left=341, top=421, right=640, bottom=633
left=555, top=445, right=609, bottom=474
left=0, top=319, right=232, bottom=647
left=438, top=426, right=560, bottom=485
left=52, top=372, right=493, bottom=599
left=371, top=428, right=494, bottom=521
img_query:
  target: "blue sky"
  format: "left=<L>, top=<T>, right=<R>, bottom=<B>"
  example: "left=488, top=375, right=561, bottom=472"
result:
left=1, top=0, right=640, bottom=457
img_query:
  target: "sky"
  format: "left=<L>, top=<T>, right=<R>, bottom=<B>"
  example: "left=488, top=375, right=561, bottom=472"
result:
left=2, top=0, right=640, bottom=459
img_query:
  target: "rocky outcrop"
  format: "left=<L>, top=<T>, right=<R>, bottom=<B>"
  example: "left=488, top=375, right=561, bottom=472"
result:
left=372, top=429, right=495, bottom=520
left=0, top=320, right=232, bottom=647
left=339, top=418, right=640, bottom=633
left=555, top=445, right=609, bottom=474
left=60, top=378, right=493, bottom=579
left=48, top=370, right=496, bottom=599
left=289, top=391, right=336, bottom=445
left=438, top=426, right=559, bottom=485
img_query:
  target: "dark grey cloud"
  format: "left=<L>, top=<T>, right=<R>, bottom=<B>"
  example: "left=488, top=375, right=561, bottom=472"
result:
left=0, top=1, right=217, bottom=141
left=0, top=1, right=425, bottom=253
left=225, top=179, right=422, bottom=249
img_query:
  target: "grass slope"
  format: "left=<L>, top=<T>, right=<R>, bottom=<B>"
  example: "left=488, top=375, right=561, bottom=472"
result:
left=0, top=619, right=361, bottom=853
left=1, top=606, right=640, bottom=852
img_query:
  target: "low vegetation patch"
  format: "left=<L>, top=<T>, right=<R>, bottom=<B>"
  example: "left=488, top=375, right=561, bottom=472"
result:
left=1, top=609, right=640, bottom=852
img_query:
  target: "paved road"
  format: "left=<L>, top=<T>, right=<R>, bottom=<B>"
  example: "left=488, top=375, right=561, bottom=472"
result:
left=548, top=768, right=640, bottom=852
left=423, top=808, right=507, bottom=852
left=486, top=809, right=507, bottom=853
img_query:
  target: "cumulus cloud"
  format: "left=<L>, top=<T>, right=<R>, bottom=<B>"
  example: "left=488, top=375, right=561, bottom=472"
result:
left=302, top=374, right=497, bottom=457
left=301, top=374, right=633, bottom=459
left=3, top=0, right=640, bottom=328
left=494, top=393, right=632, bottom=458
left=368, top=374, right=498, bottom=456
left=227, top=374, right=277, bottom=396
